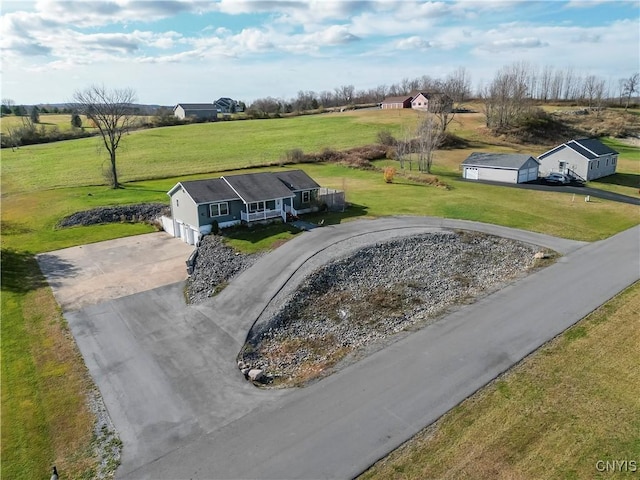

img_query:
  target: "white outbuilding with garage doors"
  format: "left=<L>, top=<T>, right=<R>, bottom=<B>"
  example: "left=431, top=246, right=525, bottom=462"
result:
left=462, top=152, right=539, bottom=184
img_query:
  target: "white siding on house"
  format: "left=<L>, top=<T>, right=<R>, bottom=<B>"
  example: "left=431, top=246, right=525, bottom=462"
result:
left=538, top=147, right=586, bottom=178
left=586, top=154, right=617, bottom=180
left=538, top=145, right=617, bottom=181
left=174, top=105, right=187, bottom=120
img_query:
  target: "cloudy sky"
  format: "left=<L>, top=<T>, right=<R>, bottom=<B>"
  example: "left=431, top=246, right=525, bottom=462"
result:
left=1, top=0, right=638, bottom=105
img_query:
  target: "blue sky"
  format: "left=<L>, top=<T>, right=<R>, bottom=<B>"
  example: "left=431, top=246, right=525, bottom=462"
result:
left=1, top=0, right=638, bottom=105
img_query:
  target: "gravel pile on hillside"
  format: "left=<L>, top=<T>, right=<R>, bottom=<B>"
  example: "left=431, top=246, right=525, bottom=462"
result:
left=58, top=203, right=169, bottom=227
left=186, top=235, right=261, bottom=304
left=240, top=231, right=540, bottom=387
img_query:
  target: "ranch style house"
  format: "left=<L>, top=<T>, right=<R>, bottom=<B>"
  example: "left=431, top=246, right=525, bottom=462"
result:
left=537, top=138, right=619, bottom=182
left=167, top=170, right=321, bottom=244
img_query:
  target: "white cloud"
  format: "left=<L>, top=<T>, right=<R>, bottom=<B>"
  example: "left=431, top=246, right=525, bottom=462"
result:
left=482, top=37, right=548, bottom=51
left=395, top=36, right=433, bottom=50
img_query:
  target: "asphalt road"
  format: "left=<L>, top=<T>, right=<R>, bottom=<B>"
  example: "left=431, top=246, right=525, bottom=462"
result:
left=60, top=218, right=639, bottom=479
left=463, top=178, right=640, bottom=205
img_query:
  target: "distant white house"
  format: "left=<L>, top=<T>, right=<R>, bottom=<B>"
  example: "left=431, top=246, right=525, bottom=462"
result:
left=173, top=103, right=218, bottom=120
left=461, top=152, right=540, bottom=184
left=537, top=138, right=618, bottom=181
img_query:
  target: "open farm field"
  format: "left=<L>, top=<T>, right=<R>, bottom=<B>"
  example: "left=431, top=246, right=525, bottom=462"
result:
left=1, top=107, right=638, bottom=480
left=0, top=113, right=97, bottom=134
left=1, top=110, right=417, bottom=195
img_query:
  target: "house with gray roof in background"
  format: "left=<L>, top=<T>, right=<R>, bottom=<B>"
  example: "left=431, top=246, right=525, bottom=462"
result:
left=167, top=170, right=322, bottom=244
left=213, top=97, right=243, bottom=114
left=537, top=138, right=618, bottom=181
left=173, top=103, right=219, bottom=121
left=461, top=152, right=540, bottom=184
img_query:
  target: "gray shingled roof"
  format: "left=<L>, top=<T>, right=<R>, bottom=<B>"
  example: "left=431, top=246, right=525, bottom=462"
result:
left=274, top=170, right=320, bottom=191
left=569, top=138, right=618, bottom=157
left=171, top=170, right=318, bottom=204
left=538, top=138, right=618, bottom=160
left=178, top=178, right=239, bottom=204
left=223, top=172, right=295, bottom=203
left=461, top=152, right=537, bottom=169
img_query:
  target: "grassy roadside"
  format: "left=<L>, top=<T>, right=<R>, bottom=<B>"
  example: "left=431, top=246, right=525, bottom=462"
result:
left=1, top=250, right=97, bottom=480
left=360, top=282, right=640, bottom=480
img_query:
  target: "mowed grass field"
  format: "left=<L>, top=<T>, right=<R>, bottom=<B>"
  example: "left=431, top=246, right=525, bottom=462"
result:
left=1, top=107, right=639, bottom=479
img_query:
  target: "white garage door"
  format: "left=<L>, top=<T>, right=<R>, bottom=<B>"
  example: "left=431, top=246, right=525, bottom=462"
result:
left=527, top=167, right=539, bottom=181
left=465, top=167, right=479, bottom=180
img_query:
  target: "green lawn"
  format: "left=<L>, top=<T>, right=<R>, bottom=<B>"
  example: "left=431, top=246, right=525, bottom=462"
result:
left=1, top=108, right=638, bottom=479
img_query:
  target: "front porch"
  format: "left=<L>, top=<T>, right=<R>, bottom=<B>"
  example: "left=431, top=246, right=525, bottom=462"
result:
left=240, top=209, right=286, bottom=223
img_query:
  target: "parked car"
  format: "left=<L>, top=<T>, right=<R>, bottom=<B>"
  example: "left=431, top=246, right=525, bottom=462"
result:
left=544, top=173, right=571, bottom=185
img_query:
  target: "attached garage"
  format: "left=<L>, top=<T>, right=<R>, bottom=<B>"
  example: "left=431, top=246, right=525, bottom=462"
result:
left=462, top=152, right=539, bottom=184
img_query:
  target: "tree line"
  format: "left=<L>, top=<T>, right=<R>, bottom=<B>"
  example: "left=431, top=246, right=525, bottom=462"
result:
left=245, top=65, right=638, bottom=118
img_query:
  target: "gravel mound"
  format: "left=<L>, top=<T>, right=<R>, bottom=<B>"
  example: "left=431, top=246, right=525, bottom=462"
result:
left=186, top=235, right=261, bottom=304
left=58, top=203, right=169, bottom=227
left=240, top=231, right=541, bottom=387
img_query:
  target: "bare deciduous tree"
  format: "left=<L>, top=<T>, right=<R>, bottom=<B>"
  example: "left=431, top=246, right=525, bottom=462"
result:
left=395, top=126, right=413, bottom=171
left=482, top=63, right=531, bottom=130
left=72, top=85, right=137, bottom=188
left=622, top=73, right=639, bottom=111
left=415, top=113, right=442, bottom=173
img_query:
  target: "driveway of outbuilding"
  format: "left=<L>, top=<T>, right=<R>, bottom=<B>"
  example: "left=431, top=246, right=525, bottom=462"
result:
left=37, top=232, right=195, bottom=312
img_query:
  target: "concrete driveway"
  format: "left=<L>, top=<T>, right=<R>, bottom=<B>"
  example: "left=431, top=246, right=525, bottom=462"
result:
left=37, top=232, right=194, bottom=311
left=50, top=218, right=639, bottom=479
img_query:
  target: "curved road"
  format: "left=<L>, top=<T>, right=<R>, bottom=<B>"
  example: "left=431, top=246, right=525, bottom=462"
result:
left=64, top=217, right=639, bottom=479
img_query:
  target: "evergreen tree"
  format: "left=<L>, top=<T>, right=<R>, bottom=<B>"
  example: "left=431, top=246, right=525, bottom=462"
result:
left=71, top=112, right=82, bottom=128
left=30, top=106, right=40, bottom=123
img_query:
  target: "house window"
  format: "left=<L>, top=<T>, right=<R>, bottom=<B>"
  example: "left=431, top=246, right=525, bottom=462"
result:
left=302, top=191, right=310, bottom=203
left=590, top=162, right=593, bottom=170
left=606, top=158, right=609, bottom=166
left=210, top=202, right=229, bottom=217
left=249, top=201, right=265, bottom=213
left=597, top=160, right=600, bottom=168
left=176, top=199, right=179, bottom=207
left=613, top=157, right=616, bottom=165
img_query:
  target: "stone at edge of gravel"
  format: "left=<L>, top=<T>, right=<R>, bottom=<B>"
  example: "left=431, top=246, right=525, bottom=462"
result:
left=185, top=234, right=262, bottom=304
